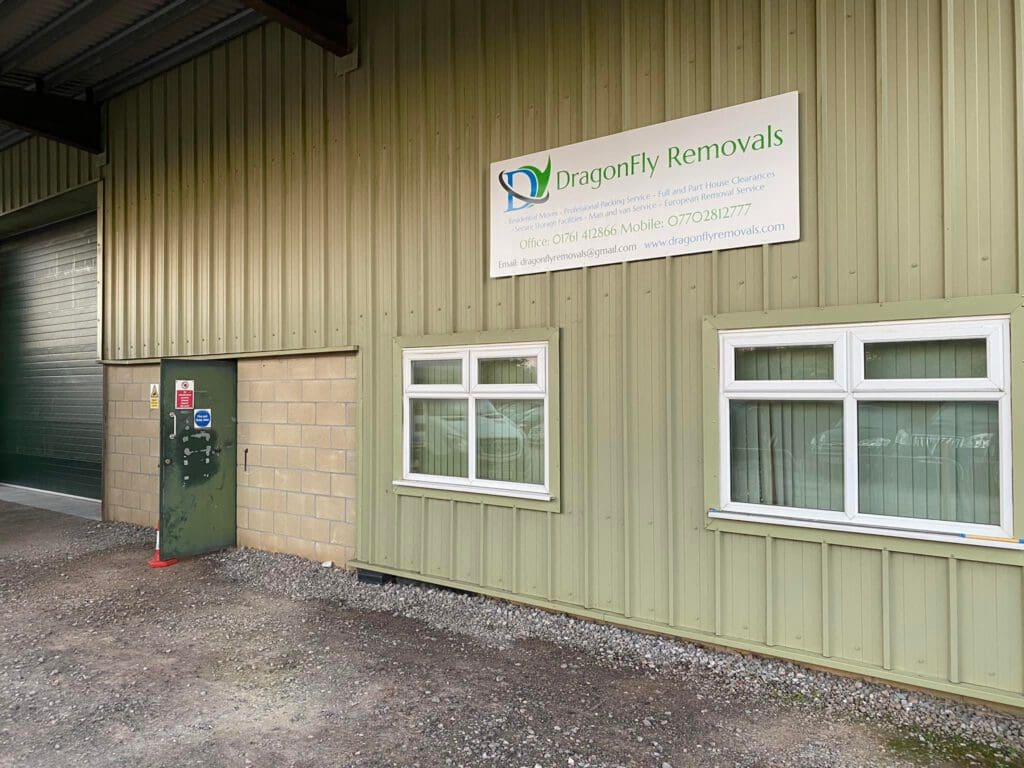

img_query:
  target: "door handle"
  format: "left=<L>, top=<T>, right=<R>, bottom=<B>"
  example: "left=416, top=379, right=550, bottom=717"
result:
left=169, top=411, right=177, bottom=439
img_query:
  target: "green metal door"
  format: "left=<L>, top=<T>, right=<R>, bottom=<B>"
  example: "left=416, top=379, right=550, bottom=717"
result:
left=159, top=359, right=237, bottom=558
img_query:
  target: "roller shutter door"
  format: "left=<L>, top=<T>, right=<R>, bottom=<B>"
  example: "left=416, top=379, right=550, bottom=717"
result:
left=0, top=214, right=101, bottom=498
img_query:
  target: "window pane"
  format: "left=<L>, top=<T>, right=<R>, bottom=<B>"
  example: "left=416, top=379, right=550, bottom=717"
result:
left=735, top=345, right=834, bottom=380
left=478, top=356, right=539, bottom=385
left=858, top=401, right=999, bottom=525
left=864, top=339, right=986, bottom=379
left=411, top=359, right=462, bottom=385
left=476, top=399, right=544, bottom=486
left=729, top=400, right=844, bottom=511
left=409, top=399, right=468, bottom=478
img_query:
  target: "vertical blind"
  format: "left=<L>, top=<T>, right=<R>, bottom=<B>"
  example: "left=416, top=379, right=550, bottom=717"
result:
left=478, top=356, right=538, bottom=385
left=476, top=357, right=543, bottom=485
left=728, top=340, right=1000, bottom=525
left=735, top=345, right=834, bottom=380
left=730, top=400, right=845, bottom=512
left=858, top=401, right=999, bottom=525
left=864, top=338, right=986, bottom=379
left=412, top=359, right=462, bottom=385
left=477, top=399, right=544, bottom=485
left=410, top=399, right=468, bottom=477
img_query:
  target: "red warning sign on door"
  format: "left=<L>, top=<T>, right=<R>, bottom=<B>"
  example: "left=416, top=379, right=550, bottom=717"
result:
left=175, top=379, right=194, bottom=409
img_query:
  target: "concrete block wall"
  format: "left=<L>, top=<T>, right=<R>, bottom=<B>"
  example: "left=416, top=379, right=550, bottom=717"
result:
left=236, top=353, right=358, bottom=565
left=103, top=364, right=161, bottom=527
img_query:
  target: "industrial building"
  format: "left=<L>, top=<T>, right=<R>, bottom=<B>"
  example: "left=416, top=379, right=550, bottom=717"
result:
left=2, top=0, right=1024, bottom=708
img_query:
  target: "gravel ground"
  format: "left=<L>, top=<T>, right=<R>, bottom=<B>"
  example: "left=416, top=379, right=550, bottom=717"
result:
left=212, top=549, right=1024, bottom=759
left=2, top=502, right=1023, bottom=767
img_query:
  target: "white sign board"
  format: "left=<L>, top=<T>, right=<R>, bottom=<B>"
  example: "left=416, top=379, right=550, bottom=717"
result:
left=490, top=92, right=800, bottom=278
left=175, top=379, right=194, bottom=410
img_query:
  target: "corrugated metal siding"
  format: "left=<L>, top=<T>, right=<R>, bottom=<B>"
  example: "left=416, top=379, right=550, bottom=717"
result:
left=0, top=136, right=100, bottom=214
left=876, top=0, right=943, bottom=302
left=99, top=2, right=1024, bottom=704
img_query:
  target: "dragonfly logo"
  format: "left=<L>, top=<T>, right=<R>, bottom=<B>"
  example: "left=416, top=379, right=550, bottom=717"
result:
left=498, top=157, right=552, bottom=212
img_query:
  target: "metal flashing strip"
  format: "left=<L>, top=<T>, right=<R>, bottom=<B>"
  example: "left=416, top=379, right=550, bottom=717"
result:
left=0, top=181, right=98, bottom=238
left=100, top=344, right=359, bottom=365
left=0, top=126, right=28, bottom=152
left=0, top=180, right=99, bottom=219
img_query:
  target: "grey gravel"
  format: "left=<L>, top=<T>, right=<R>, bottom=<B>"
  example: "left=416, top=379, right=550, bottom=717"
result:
left=0, top=509, right=151, bottom=562
left=3, top=504, right=1022, bottom=767
left=211, top=546, right=1024, bottom=762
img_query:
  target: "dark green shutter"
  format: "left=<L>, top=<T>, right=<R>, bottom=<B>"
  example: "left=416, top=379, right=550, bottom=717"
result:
left=0, top=214, right=101, bottom=498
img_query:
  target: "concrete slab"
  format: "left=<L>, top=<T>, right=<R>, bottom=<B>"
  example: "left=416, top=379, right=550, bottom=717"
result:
left=0, top=484, right=101, bottom=521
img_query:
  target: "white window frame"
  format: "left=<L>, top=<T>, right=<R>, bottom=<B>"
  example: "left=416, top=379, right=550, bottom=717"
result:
left=397, top=342, right=550, bottom=501
left=715, top=316, right=1013, bottom=541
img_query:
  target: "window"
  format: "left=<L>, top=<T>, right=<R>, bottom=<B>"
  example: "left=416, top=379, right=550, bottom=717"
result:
left=399, top=342, right=550, bottom=500
left=716, top=317, right=1012, bottom=540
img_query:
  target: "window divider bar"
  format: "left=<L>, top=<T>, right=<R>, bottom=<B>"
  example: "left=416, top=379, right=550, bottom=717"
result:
left=851, top=390, right=1004, bottom=401
left=468, top=394, right=477, bottom=484
left=721, top=391, right=847, bottom=400
left=843, top=395, right=858, bottom=521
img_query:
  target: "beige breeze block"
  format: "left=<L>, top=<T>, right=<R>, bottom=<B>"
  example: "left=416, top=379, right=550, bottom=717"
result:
left=103, top=354, right=358, bottom=566
left=103, top=364, right=161, bottom=528
left=236, top=353, right=358, bottom=566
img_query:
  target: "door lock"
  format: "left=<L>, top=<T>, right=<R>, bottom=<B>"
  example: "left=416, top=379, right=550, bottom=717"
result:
left=164, top=458, right=172, bottom=465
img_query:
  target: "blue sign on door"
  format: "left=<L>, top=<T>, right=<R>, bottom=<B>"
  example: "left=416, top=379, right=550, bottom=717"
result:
left=194, top=408, right=212, bottom=429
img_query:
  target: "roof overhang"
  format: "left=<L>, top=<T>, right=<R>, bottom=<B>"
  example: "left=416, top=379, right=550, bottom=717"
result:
left=0, top=0, right=354, bottom=156
left=0, top=0, right=354, bottom=153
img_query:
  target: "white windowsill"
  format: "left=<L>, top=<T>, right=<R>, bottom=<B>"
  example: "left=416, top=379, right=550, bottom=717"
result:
left=708, top=508, right=1024, bottom=550
left=393, top=479, right=553, bottom=502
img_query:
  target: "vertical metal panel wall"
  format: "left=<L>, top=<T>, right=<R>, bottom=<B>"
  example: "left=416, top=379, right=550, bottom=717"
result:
left=0, top=136, right=100, bottom=215
left=100, top=0, right=1024, bottom=705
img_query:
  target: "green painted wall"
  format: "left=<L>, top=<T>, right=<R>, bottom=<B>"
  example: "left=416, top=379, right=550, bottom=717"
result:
left=90, top=0, right=1024, bottom=705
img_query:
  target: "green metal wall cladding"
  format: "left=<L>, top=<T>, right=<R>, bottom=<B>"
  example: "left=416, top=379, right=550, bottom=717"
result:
left=4, top=0, right=1024, bottom=705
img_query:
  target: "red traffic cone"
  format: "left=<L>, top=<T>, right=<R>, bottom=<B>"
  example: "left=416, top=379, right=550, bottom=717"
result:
left=147, top=523, right=177, bottom=568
